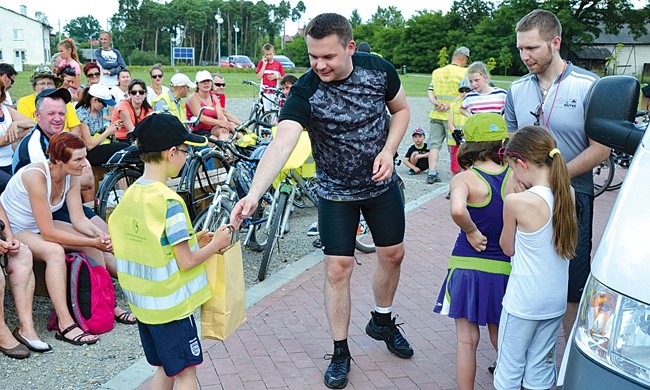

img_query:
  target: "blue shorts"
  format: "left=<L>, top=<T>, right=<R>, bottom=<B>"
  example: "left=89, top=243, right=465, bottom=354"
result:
left=52, top=202, right=97, bottom=222
left=137, top=315, right=203, bottom=377
left=318, top=182, right=405, bottom=256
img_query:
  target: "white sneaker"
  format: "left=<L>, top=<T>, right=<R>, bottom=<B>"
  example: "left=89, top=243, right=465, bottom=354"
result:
left=306, top=221, right=319, bottom=236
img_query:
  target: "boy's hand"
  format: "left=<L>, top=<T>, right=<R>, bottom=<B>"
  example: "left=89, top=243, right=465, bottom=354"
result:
left=196, top=229, right=214, bottom=248
left=6, top=238, right=20, bottom=256
left=212, top=225, right=233, bottom=252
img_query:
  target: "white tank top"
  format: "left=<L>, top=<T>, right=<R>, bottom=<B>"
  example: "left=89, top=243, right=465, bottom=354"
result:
left=0, top=161, right=70, bottom=233
left=502, top=185, right=570, bottom=320
left=0, top=104, right=14, bottom=167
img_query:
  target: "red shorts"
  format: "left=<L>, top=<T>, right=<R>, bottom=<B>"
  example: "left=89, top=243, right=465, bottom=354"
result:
left=449, top=145, right=460, bottom=174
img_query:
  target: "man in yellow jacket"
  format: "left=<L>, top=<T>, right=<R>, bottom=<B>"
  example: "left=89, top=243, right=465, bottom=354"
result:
left=426, top=46, right=469, bottom=184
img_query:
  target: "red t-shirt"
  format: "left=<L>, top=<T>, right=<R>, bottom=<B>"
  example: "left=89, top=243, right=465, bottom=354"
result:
left=256, top=60, right=285, bottom=89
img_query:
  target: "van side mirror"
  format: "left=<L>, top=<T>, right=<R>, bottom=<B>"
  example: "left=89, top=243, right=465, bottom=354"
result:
left=585, top=76, right=644, bottom=155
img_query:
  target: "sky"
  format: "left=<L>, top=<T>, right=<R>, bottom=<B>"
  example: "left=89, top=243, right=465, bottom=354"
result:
left=3, top=0, right=456, bottom=34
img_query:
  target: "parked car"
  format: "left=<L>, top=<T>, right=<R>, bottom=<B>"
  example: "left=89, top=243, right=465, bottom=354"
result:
left=557, top=75, right=650, bottom=389
left=222, top=55, right=255, bottom=68
left=274, top=55, right=295, bottom=70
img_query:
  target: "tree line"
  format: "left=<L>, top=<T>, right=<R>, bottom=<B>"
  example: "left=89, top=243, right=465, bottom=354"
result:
left=61, top=0, right=649, bottom=75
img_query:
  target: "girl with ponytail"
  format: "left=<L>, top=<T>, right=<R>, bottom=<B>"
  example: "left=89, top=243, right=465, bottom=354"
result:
left=495, top=125, right=577, bottom=390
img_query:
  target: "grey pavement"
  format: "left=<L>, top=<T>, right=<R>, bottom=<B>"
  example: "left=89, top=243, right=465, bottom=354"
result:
left=104, top=184, right=617, bottom=390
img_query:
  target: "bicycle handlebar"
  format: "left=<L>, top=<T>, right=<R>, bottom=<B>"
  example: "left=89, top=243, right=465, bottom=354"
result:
left=242, top=80, right=284, bottom=97
left=184, top=106, right=215, bottom=128
left=208, top=137, right=259, bottom=163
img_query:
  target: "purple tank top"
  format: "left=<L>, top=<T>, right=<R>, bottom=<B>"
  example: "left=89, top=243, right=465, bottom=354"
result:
left=451, top=166, right=510, bottom=262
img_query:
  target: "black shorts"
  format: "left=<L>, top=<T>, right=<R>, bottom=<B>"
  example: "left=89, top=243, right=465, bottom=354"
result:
left=137, top=315, right=203, bottom=377
left=318, top=182, right=405, bottom=256
left=567, top=192, right=593, bottom=302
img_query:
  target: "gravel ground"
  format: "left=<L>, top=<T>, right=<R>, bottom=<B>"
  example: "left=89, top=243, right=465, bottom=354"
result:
left=0, top=96, right=453, bottom=389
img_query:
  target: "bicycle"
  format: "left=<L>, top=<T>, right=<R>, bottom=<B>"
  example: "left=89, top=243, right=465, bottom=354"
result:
left=592, top=111, right=647, bottom=197
left=242, top=79, right=283, bottom=139
left=94, top=106, right=228, bottom=221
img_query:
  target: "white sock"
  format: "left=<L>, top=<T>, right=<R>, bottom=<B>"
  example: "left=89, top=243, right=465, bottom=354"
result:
left=374, top=306, right=392, bottom=314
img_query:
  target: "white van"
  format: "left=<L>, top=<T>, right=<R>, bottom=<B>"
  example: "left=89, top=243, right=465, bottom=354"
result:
left=558, top=76, right=650, bottom=389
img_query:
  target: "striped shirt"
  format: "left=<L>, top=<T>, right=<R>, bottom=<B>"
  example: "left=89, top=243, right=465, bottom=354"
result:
left=461, top=87, right=507, bottom=114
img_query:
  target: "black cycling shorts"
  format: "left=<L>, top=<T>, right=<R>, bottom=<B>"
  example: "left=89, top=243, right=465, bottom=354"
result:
left=318, top=183, right=405, bottom=256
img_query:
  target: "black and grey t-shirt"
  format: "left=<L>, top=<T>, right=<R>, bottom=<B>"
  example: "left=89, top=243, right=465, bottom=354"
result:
left=279, top=53, right=401, bottom=201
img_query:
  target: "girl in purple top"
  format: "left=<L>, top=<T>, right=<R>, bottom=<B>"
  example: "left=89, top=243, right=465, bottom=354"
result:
left=434, top=112, right=515, bottom=389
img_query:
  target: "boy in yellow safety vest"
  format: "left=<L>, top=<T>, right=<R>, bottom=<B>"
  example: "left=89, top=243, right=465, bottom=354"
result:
left=108, top=114, right=231, bottom=388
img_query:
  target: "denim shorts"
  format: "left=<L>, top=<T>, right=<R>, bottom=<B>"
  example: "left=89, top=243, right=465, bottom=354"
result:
left=318, top=182, right=405, bottom=256
left=137, top=315, right=203, bottom=377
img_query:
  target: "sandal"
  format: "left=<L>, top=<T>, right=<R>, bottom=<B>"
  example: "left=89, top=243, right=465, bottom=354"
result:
left=0, top=343, right=30, bottom=359
left=115, top=311, right=137, bottom=325
left=55, top=323, right=99, bottom=346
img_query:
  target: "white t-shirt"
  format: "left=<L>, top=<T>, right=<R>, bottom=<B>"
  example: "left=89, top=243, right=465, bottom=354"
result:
left=0, top=104, right=14, bottom=166
left=3, top=91, right=13, bottom=106
left=502, top=186, right=570, bottom=320
left=98, top=49, right=119, bottom=86
left=146, top=85, right=171, bottom=105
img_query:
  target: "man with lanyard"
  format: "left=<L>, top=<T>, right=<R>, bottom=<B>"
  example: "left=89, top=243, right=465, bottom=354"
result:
left=427, top=46, right=470, bottom=184
left=152, top=73, right=195, bottom=121
left=504, top=9, right=610, bottom=340
left=231, top=13, right=412, bottom=389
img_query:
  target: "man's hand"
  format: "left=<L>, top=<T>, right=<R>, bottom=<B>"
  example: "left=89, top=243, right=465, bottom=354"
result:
left=372, top=149, right=395, bottom=182
left=230, top=195, right=260, bottom=229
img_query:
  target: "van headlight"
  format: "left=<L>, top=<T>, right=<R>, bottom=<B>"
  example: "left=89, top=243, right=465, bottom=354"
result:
left=574, top=276, right=650, bottom=386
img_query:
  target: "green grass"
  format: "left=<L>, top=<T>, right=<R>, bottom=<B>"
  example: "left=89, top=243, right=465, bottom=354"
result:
left=8, top=64, right=517, bottom=103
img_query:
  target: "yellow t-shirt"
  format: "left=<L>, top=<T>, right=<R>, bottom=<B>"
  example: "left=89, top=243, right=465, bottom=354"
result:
left=16, top=93, right=81, bottom=130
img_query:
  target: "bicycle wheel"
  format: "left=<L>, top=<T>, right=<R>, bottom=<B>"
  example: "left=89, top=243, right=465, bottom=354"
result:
left=259, top=191, right=288, bottom=281
left=246, top=195, right=274, bottom=251
left=193, top=199, right=232, bottom=232
left=95, top=168, right=142, bottom=220
left=186, top=150, right=230, bottom=219
left=355, top=217, right=376, bottom=254
left=255, top=110, right=277, bottom=140
left=607, top=153, right=630, bottom=191
left=593, top=155, right=614, bottom=197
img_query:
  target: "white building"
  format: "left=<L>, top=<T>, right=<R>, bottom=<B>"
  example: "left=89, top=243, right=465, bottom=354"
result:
left=0, top=5, right=52, bottom=67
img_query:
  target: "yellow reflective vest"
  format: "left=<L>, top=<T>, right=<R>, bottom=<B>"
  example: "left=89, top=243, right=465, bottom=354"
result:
left=108, top=181, right=211, bottom=324
left=429, top=64, right=467, bottom=121
left=150, top=91, right=187, bottom=122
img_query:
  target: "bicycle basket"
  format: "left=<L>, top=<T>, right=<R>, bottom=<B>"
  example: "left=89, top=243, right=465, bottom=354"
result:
left=105, top=145, right=141, bottom=166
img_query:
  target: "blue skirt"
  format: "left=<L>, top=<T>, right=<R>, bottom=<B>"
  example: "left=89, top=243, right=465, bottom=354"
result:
left=434, top=268, right=508, bottom=326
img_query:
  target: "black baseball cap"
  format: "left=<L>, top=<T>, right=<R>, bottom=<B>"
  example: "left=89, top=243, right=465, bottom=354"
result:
left=36, top=88, right=71, bottom=105
left=133, top=113, right=208, bottom=153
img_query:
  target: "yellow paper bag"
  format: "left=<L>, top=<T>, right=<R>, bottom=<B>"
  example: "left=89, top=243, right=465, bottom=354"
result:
left=201, top=240, right=247, bottom=340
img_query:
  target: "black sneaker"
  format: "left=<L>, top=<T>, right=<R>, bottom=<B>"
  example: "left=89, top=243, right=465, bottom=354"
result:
left=365, top=312, right=414, bottom=358
left=323, top=351, right=352, bottom=389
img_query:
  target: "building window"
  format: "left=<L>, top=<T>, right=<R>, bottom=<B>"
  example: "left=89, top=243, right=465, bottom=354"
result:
left=15, top=51, right=26, bottom=62
left=13, top=29, right=24, bottom=40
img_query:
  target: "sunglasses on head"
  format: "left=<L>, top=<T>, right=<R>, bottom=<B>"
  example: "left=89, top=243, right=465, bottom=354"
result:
left=151, top=74, right=163, bottom=79
left=129, top=90, right=146, bottom=96
left=498, top=147, right=525, bottom=162
left=214, top=83, right=226, bottom=87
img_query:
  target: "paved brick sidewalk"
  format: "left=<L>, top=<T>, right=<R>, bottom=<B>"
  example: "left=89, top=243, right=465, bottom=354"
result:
left=135, top=188, right=616, bottom=390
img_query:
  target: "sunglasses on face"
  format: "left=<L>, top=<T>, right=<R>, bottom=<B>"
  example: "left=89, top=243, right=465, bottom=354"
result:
left=151, top=74, right=163, bottom=79
left=8, top=77, right=15, bottom=85
left=214, top=83, right=225, bottom=87
left=86, top=72, right=100, bottom=78
left=129, top=90, right=146, bottom=96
